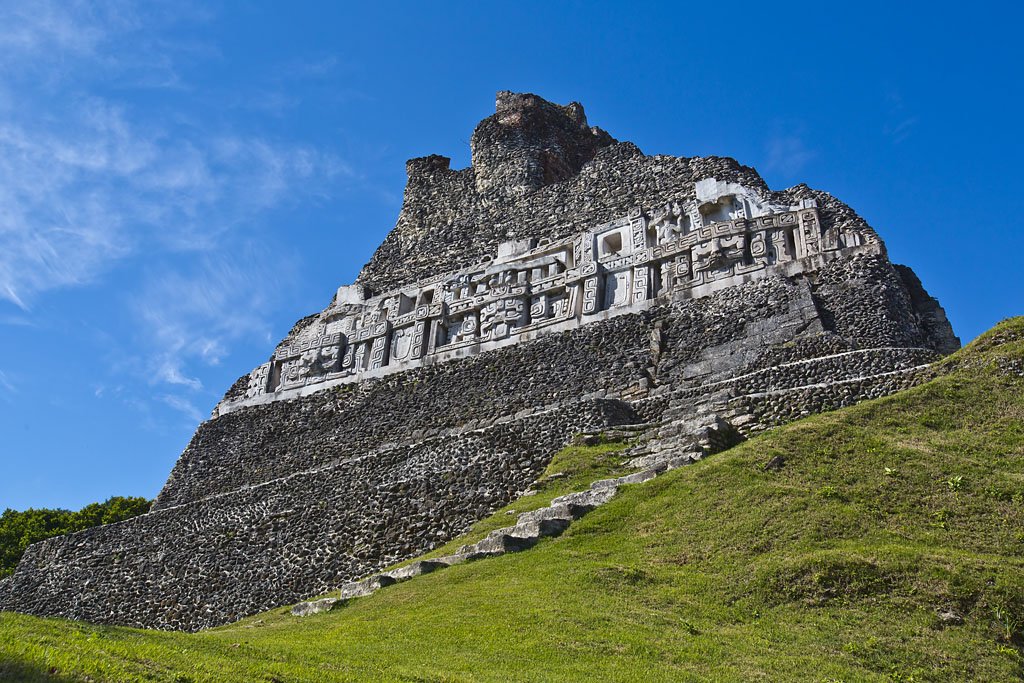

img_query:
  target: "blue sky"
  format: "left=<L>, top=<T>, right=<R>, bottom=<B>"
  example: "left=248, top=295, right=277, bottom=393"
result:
left=1, top=1, right=1021, bottom=511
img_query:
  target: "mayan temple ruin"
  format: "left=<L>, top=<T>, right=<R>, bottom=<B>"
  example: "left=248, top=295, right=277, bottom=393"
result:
left=0, top=92, right=959, bottom=631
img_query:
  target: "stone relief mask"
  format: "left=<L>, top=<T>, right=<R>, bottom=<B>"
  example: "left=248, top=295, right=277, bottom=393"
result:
left=297, top=345, right=341, bottom=377
left=480, top=298, right=525, bottom=338
left=280, top=359, right=304, bottom=385
left=693, top=236, right=745, bottom=273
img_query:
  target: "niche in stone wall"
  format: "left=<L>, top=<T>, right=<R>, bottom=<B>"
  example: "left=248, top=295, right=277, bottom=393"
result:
left=600, top=231, right=624, bottom=258
left=397, top=293, right=416, bottom=315
left=679, top=213, right=693, bottom=235
left=650, top=262, right=663, bottom=296
left=699, top=195, right=744, bottom=225
left=604, top=271, right=631, bottom=308
left=390, top=326, right=412, bottom=362
left=784, top=227, right=798, bottom=260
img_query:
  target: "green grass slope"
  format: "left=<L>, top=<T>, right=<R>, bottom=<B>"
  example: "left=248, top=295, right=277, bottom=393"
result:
left=3, top=318, right=1023, bottom=682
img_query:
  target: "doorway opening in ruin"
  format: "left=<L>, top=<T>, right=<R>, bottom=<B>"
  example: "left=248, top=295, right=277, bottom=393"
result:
left=784, top=227, right=798, bottom=259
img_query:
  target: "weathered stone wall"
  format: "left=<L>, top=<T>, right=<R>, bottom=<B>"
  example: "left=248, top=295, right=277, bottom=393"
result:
left=2, top=262, right=951, bottom=631
left=0, top=92, right=960, bottom=632
left=155, top=310, right=658, bottom=509
left=162, top=257, right=940, bottom=510
left=0, top=400, right=634, bottom=631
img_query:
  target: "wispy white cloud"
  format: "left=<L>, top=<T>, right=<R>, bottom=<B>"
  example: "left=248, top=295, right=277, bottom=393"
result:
left=0, top=369, right=15, bottom=395
left=129, top=245, right=294, bottom=397
left=884, top=117, right=919, bottom=144
left=883, top=90, right=918, bottom=144
left=158, top=394, right=204, bottom=423
left=0, top=3, right=351, bottom=311
left=764, top=133, right=817, bottom=177
left=0, top=96, right=346, bottom=309
left=0, top=1, right=113, bottom=60
left=0, top=1, right=213, bottom=91
left=0, top=2, right=365, bottom=432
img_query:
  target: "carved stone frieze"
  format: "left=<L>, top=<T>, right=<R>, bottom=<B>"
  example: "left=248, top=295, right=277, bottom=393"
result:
left=231, top=186, right=858, bottom=406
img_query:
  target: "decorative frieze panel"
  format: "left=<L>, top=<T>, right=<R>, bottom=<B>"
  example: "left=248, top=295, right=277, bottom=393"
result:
left=235, top=181, right=859, bottom=403
left=480, top=297, right=526, bottom=340
left=245, top=363, right=272, bottom=399
left=275, top=333, right=343, bottom=361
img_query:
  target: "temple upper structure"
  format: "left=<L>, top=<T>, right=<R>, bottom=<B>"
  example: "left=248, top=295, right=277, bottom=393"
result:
left=223, top=181, right=871, bottom=415
left=219, top=92, right=949, bottom=416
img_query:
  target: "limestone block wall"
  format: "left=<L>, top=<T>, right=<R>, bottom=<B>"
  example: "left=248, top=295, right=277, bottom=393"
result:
left=155, top=310, right=658, bottom=509
left=729, top=364, right=933, bottom=430
left=0, top=400, right=634, bottom=632
left=161, top=263, right=916, bottom=511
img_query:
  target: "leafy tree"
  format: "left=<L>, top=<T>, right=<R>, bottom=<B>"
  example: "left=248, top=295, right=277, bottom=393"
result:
left=0, top=497, right=150, bottom=578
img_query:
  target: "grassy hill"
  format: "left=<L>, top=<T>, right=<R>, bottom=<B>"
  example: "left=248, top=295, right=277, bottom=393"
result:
left=2, top=318, right=1023, bottom=682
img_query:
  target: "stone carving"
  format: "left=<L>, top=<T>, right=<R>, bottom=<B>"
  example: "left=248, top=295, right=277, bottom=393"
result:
left=480, top=297, right=526, bottom=339
left=604, top=271, right=630, bottom=308
left=411, top=320, right=427, bottom=360
left=693, top=236, right=746, bottom=274
left=391, top=326, right=416, bottom=362
left=529, top=294, right=549, bottom=320
left=341, top=343, right=356, bottom=370
left=582, top=275, right=601, bottom=315
left=245, top=363, right=272, bottom=399
left=369, top=333, right=389, bottom=370
left=447, top=314, right=478, bottom=345
left=217, top=191, right=875, bottom=411
left=632, top=265, right=649, bottom=303
left=549, top=291, right=573, bottom=320
left=302, top=345, right=341, bottom=376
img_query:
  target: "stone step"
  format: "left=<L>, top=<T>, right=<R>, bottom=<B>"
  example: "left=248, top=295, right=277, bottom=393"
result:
left=462, top=532, right=537, bottom=558
left=380, top=559, right=448, bottom=582
left=509, top=516, right=572, bottom=540
left=591, top=467, right=664, bottom=490
left=551, top=486, right=619, bottom=508
left=433, top=553, right=469, bottom=566
left=626, top=450, right=700, bottom=470
left=290, top=597, right=340, bottom=617
left=339, top=574, right=396, bottom=600
left=515, top=501, right=591, bottom=526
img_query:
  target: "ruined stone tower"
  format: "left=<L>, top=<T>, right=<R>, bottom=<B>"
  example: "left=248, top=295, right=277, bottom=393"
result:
left=0, top=92, right=958, bottom=631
